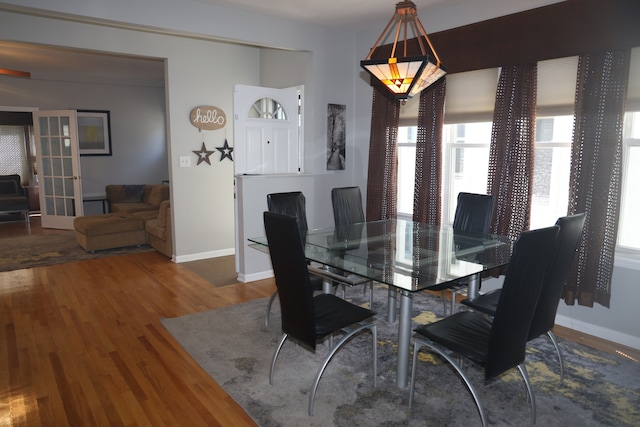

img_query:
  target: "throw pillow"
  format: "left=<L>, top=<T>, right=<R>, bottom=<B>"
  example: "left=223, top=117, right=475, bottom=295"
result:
left=117, top=185, right=145, bottom=203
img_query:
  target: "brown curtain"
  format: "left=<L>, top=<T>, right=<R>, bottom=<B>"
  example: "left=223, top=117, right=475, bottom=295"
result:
left=366, top=82, right=400, bottom=221
left=487, top=64, right=537, bottom=240
left=564, top=50, right=631, bottom=308
left=413, top=78, right=446, bottom=225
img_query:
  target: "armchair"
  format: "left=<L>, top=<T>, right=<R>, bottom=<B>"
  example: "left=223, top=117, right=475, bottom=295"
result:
left=0, top=174, right=29, bottom=224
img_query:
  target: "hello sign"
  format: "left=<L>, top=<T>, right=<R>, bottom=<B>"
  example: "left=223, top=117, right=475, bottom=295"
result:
left=190, top=105, right=226, bottom=131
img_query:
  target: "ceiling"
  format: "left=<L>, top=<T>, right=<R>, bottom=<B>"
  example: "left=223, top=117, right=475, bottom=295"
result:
left=189, top=0, right=463, bottom=29
left=0, top=0, right=553, bottom=85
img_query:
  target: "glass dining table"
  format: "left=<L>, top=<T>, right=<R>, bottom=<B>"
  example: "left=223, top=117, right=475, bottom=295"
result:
left=249, top=218, right=514, bottom=388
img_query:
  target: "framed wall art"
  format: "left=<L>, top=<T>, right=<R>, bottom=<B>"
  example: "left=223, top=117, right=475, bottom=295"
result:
left=326, top=103, right=346, bottom=170
left=77, top=110, right=112, bottom=156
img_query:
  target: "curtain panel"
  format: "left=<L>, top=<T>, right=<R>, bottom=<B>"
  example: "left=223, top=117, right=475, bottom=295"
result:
left=366, top=83, right=400, bottom=221
left=564, top=49, right=631, bottom=308
left=487, top=64, right=537, bottom=240
left=412, top=78, right=446, bottom=225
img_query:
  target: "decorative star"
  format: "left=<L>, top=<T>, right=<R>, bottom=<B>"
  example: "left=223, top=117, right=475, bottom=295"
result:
left=216, top=139, right=234, bottom=162
left=193, top=142, right=215, bottom=165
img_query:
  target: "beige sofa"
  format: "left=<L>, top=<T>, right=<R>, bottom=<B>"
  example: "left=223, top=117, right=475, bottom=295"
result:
left=106, top=184, right=169, bottom=216
left=73, top=184, right=172, bottom=257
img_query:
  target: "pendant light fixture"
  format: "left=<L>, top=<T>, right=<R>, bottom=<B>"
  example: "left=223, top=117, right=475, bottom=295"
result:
left=0, top=68, right=31, bottom=79
left=361, top=1, right=446, bottom=100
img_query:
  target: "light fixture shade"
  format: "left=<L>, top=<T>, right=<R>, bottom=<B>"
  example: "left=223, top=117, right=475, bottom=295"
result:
left=361, top=1, right=446, bottom=100
left=361, top=55, right=445, bottom=99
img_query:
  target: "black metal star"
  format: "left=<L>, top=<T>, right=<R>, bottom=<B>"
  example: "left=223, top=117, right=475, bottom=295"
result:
left=216, top=139, right=234, bottom=162
left=193, top=142, right=215, bottom=165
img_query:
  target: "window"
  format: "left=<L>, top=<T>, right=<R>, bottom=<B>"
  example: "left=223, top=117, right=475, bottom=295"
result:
left=619, top=111, right=640, bottom=251
left=442, top=122, right=491, bottom=223
left=397, top=51, right=640, bottom=254
left=397, top=127, right=416, bottom=216
left=0, top=125, right=36, bottom=185
left=530, top=115, right=572, bottom=230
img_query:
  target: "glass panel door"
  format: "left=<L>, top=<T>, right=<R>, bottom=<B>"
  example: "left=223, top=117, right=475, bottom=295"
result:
left=33, top=110, right=83, bottom=229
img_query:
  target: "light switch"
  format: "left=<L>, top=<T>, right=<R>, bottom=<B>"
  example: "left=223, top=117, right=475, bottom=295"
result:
left=179, top=156, right=191, bottom=167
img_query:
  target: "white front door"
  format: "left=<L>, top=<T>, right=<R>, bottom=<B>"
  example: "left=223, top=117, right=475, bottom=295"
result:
left=233, top=84, right=302, bottom=175
left=33, top=110, right=83, bottom=229
left=232, top=84, right=304, bottom=273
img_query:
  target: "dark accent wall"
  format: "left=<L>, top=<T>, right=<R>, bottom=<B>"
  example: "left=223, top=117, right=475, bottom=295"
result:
left=429, top=0, right=640, bottom=74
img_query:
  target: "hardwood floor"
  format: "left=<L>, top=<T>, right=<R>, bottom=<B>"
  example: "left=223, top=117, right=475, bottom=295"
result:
left=1, top=217, right=638, bottom=426
left=1, top=216, right=274, bottom=426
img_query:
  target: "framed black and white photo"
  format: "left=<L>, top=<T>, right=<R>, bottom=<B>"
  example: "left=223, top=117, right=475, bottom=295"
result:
left=326, top=103, right=346, bottom=170
left=77, top=110, right=112, bottom=156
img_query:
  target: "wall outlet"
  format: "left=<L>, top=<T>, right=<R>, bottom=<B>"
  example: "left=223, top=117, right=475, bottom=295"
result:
left=179, top=156, right=191, bottom=167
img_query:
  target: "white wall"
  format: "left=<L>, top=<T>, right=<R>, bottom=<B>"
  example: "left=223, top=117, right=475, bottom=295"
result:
left=0, top=75, right=167, bottom=210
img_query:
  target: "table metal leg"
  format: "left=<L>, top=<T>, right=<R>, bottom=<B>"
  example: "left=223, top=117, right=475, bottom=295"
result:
left=467, top=273, right=480, bottom=299
left=396, top=290, right=413, bottom=388
left=322, top=278, right=333, bottom=294
left=387, top=287, right=397, bottom=323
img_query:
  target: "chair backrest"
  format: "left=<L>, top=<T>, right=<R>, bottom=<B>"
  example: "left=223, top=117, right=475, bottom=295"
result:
left=0, top=174, right=24, bottom=196
left=452, top=192, right=495, bottom=234
left=486, top=225, right=559, bottom=381
left=263, top=212, right=317, bottom=350
left=267, top=192, right=309, bottom=238
left=331, top=187, right=365, bottom=226
left=528, top=213, right=586, bottom=340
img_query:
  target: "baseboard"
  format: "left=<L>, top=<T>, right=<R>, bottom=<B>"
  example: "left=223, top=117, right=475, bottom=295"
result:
left=175, top=248, right=235, bottom=263
left=238, top=270, right=273, bottom=283
left=555, top=314, right=640, bottom=350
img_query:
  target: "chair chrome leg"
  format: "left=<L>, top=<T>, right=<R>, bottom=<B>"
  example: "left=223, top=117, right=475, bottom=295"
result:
left=409, top=341, right=420, bottom=408
left=517, top=363, right=536, bottom=425
left=409, top=338, right=487, bottom=427
left=269, top=333, right=288, bottom=385
left=308, top=322, right=376, bottom=416
left=440, top=290, right=448, bottom=315
left=546, top=330, right=564, bottom=383
left=265, top=290, right=278, bottom=326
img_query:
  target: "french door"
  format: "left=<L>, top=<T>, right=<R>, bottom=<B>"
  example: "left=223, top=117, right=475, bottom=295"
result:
left=33, top=110, right=83, bottom=229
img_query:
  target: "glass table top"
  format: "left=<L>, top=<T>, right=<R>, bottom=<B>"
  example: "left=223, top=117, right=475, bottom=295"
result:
left=249, top=219, right=514, bottom=292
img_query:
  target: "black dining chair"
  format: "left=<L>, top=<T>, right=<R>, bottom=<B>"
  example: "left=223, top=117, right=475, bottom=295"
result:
left=425, top=192, right=495, bottom=314
left=409, top=225, right=559, bottom=426
left=264, top=191, right=326, bottom=326
left=461, top=213, right=586, bottom=383
left=331, top=186, right=374, bottom=307
left=264, top=211, right=377, bottom=416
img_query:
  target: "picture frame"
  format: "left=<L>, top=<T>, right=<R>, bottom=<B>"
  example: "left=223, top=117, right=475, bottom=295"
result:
left=77, top=110, right=112, bottom=156
left=326, top=103, right=346, bottom=170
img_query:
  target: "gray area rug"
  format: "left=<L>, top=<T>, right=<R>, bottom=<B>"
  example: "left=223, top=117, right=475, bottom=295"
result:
left=0, top=231, right=154, bottom=272
left=162, top=286, right=640, bottom=426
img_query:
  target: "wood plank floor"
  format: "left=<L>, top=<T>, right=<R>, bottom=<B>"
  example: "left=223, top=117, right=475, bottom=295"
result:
left=0, top=250, right=275, bottom=426
left=1, top=217, right=638, bottom=426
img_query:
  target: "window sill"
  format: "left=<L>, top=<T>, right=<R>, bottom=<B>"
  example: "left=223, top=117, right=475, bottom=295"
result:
left=615, top=251, right=640, bottom=270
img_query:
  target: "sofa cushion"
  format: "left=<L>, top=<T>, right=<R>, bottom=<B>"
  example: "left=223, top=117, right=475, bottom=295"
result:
left=145, top=184, right=169, bottom=207
left=0, top=180, right=19, bottom=195
left=131, top=210, right=159, bottom=223
left=74, top=214, right=144, bottom=235
left=0, top=195, right=29, bottom=211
